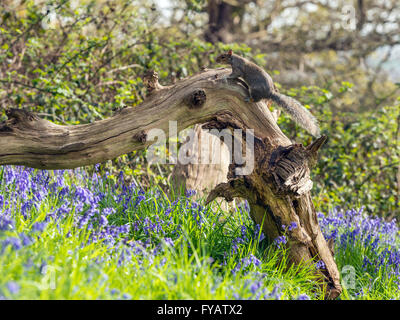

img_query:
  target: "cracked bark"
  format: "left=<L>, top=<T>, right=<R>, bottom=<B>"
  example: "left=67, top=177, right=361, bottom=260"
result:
left=0, top=68, right=342, bottom=299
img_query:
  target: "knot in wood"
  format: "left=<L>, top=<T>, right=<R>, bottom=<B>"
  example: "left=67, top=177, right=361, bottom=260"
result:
left=134, top=131, right=147, bottom=144
left=186, top=89, right=206, bottom=109
left=268, top=144, right=312, bottom=196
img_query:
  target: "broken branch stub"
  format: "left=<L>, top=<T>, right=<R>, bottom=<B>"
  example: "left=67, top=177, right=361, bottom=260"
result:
left=0, top=68, right=341, bottom=299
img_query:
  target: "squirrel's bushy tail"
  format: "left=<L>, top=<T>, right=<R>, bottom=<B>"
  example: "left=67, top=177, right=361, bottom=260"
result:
left=270, top=92, right=321, bottom=137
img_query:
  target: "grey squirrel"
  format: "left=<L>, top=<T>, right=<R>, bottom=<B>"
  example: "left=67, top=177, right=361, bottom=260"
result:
left=216, top=49, right=320, bottom=137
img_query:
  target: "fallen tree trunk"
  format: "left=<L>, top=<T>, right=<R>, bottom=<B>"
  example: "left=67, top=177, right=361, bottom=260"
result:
left=0, top=68, right=342, bottom=299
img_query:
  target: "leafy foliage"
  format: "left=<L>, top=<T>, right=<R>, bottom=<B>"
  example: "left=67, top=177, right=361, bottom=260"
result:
left=276, top=85, right=400, bottom=217
left=1, top=0, right=399, bottom=218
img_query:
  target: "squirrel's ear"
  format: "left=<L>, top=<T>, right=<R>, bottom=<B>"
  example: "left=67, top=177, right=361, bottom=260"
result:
left=227, top=49, right=233, bottom=56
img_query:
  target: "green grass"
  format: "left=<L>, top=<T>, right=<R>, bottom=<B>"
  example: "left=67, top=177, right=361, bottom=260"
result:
left=0, top=166, right=399, bottom=300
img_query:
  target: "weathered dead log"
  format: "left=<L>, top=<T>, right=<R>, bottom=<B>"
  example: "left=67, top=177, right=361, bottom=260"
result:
left=0, top=69, right=285, bottom=168
left=0, top=68, right=341, bottom=299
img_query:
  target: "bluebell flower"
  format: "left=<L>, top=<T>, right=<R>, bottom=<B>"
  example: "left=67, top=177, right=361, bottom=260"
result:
left=103, top=208, right=116, bottom=216
left=159, top=257, right=167, bottom=267
left=0, top=214, right=14, bottom=231
left=249, top=281, right=262, bottom=294
left=268, top=284, right=283, bottom=300
left=32, top=222, right=47, bottom=233
left=135, top=195, right=146, bottom=207
left=99, top=215, right=108, bottom=227
left=288, top=222, right=298, bottom=231
left=315, top=260, right=326, bottom=270
left=122, top=293, right=132, bottom=299
left=164, top=208, right=172, bottom=217
left=40, top=262, right=48, bottom=274
left=164, top=238, right=174, bottom=247
left=110, top=288, right=119, bottom=295
left=185, top=189, right=196, bottom=197
left=274, top=235, right=287, bottom=248
left=254, top=224, right=266, bottom=242
left=20, top=233, right=33, bottom=246
left=6, top=281, right=20, bottom=295
left=297, top=293, right=310, bottom=300
left=2, top=237, right=22, bottom=251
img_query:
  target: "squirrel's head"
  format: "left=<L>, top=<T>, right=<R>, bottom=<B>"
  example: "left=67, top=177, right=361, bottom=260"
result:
left=216, top=49, right=233, bottom=64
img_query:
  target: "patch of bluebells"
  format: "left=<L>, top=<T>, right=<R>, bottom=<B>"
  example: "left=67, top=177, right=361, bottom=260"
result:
left=231, top=254, right=262, bottom=275
left=1, top=166, right=275, bottom=297
left=185, top=189, right=196, bottom=197
left=231, top=226, right=249, bottom=254
left=253, top=224, right=266, bottom=242
left=1, top=237, right=22, bottom=252
left=274, top=235, right=287, bottom=248
left=32, top=222, right=47, bottom=233
left=318, top=206, right=400, bottom=285
left=297, top=293, right=310, bottom=300
left=230, top=220, right=266, bottom=256
left=0, top=165, right=220, bottom=268
left=2, top=165, right=400, bottom=299
left=0, top=211, right=14, bottom=231
left=233, top=279, right=283, bottom=300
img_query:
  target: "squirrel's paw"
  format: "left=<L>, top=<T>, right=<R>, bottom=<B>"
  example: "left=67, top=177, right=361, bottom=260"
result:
left=244, top=96, right=254, bottom=103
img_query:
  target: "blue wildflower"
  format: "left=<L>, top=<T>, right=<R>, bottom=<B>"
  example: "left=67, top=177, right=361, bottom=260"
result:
left=6, top=281, right=20, bottom=295
left=254, top=224, right=266, bottom=242
left=185, top=189, right=196, bottom=197
left=99, top=215, right=108, bottom=227
left=0, top=214, right=14, bottom=231
left=32, top=222, right=47, bottom=233
left=2, top=237, right=22, bottom=251
left=103, top=208, right=116, bottom=216
left=20, top=233, right=33, bottom=246
left=315, top=260, right=326, bottom=269
left=288, top=222, right=298, bottom=231
left=164, top=238, right=174, bottom=247
left=274, top=235, right=287, bottom=248
left=122, top=293, right=131, bottom=300
left=297, top=293, right=310, bottom=300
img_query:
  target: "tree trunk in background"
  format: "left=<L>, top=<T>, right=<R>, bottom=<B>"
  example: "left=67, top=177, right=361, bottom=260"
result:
left=170, top=124, right=231, bottom=205
left=205, top=0, right=234, bottom=43
left=205, top=0, right=252, bottom=44
left=143, top=70, right=231, bottom=202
